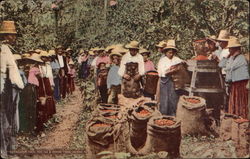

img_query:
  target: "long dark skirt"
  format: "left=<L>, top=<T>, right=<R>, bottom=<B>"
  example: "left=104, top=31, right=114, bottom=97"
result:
left=36, top=77, right=56, bottom=132
left=1, top=78, right=12, bottom=156
left=19, top=84, right=37, bottom=133
left=79, top=61, right=90, bottom=79
left=43, top=77, right=56, bottom=119
left=98, top=85, right=108, bottom=103
left=53, top=77, right=61, bottom=101
left=60, top=76, right=67, bottom=99
left=67, top=75, right=75, bottom=94
left=159, top=76, right=178, bottom=116
left=228, top=80, right=248, bottom=119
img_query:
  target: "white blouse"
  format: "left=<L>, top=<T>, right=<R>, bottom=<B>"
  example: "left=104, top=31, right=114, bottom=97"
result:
left=118, top=52, right=145, bottom=76
left=157, top=56, right=183, bottom=77
left=0, top=44, right=24, bottom=90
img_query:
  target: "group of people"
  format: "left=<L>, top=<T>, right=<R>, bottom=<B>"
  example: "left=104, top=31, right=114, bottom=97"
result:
left=0, top=21, right=76, bottom=158
left=77, top=29, right=249, bottom=120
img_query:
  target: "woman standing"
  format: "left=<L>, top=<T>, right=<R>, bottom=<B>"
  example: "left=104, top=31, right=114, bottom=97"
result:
left=219, top=37, right=249, bottom=119
left=19, top=52, right=42, bottom=133
left=157, top=40, right=183, bottom=116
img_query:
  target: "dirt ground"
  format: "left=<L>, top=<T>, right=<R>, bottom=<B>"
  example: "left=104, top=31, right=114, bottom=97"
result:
left=12, top=86, right=249, bottom=159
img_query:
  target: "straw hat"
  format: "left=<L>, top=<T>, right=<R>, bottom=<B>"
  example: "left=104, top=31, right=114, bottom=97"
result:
left=92, top=47, right=100, bottom=51
left=66, top=48, right=73, bottom=52
left=227, top=37, right=242, bottom=48
left=68, top=59, right=74, bottom=65
left=98, top=48, right=105, bottom=51
left=25, top=53, right=43, bottom=63
left=55, top=45, right=63, bottom=50
left=109, top=48, right=122, bottom=58
left=89, top=50, right=94, bottom=55
left=139, top=48, right=150, bottom=55
left=0, top=21, right=17, bottom=34
left=48, top=50, right=56, bottom=56
left=125, top=41, right=140, bottom=49
left=34, top=49, right=42, bottom=54
left=217, top=30, right=230, bottom=41
left=40, top=51, right=49, bottom=57
left=22, top=53, right=31, bottom=58
left=207, top=35, right=217, bottom=43
left=162, top=40, right=178, bottom=51
left=13, top=54, right=22, bottom=61
left=26, top=50, right=38, bottom=55
left=156, top=40, right=167, bottom=48
left=105, top=45, right=116, bottom=52
left=79, top=48, right=85, bottom=54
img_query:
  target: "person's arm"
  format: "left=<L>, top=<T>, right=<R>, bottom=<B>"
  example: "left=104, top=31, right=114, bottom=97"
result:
left=157, top=59, right=164, bottom=77
left=138, top=55, right=145, bottom=76
left=4, top=45, right=24, bottom=89
left=118, top=56, right=126, bottom=77
left=231, top=55, right=248, bottom=71
left=218, top=58, right=228, bottom=68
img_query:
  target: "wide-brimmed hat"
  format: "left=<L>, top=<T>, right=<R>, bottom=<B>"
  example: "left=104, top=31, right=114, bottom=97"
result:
left=79, top=48, right=85, bottom=55
left=156, top=40, right=167, bottom=48
left=55, top=45, right=63, bottom=49
left=109, top=48, right=122, bottom=59
left=92, top=47, right=100, bottom=51
left=125, top=41, right=140, bottom=49
left=25, top=49, right=41, bottom=54
left=13, top=54, right=22, bottom=61
left=22, top=53, right=31, bottom=58
left=207, top=35, right=217, bottom=43
left=139, top=48, right=150, bottom=55
left=105, top=45, right=116, bottom=52
left=227, top=37, right=242, bottom=48
left=34, top=49, right=42, bottom=54
left=40, top=51, right=49, bottom=57
left=48, top=50, right=56, bottom=56
left=217, top=30, right=230, bottom=41
left=162, top=40, right=178, bottom=51
left=0, top=21, right=17, bottom=34
left=68, top=59, right=74, bottom=65
left=98, top=48, right=105, bottom=52
left=89, top=50, right=94, bottom=55
left=66, top=48, right=73, bottom=52
left=25, top=53, right=43, bottom=63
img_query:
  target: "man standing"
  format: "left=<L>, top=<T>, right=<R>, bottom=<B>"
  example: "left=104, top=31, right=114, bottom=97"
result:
left=55, top=45, right=68, bottom=99
left=0, top=21, right=24, bottom=158
left=118, top=41, right=145, bottom=98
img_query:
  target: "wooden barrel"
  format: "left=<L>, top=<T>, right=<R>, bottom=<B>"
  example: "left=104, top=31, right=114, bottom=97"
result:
left=184, top=60, right=226, bottom=122
left=144, top=71, right=159, bottom=94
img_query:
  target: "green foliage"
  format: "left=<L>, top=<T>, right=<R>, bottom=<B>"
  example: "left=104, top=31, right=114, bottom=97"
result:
left=1, top=0, right=249, bottom=62
left=97, top=151, right=131, bottom=159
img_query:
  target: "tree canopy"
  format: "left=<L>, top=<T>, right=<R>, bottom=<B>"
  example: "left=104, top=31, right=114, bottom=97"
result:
left=1, top=0, right=249, bottom=61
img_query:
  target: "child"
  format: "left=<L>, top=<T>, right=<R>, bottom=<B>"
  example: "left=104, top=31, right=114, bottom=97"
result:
left=107, top=50, right=122, bottom=104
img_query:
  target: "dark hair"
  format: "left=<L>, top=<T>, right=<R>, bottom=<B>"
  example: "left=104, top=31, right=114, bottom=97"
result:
left=162, top=48, right=177, bottom=54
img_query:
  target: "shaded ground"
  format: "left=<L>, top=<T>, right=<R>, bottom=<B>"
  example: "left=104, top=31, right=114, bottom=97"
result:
left=12, top=86, right=247, bottom=159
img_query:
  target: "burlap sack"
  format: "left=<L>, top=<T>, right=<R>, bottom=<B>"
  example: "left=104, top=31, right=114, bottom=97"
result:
left=127, top=105, right=161, bottom=151
left=231, top=119, right=250, bottom=157
left=220, top=113, right=239, bottom=141
left=85, top=117, right=116, bottom=159
left=176, top=95, right=207, bottom=136
left=121, top=62, right=141, bottom=98
left=139, top=115, right=181, bottom=158
left=137, top=101, right=158, bottom=110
